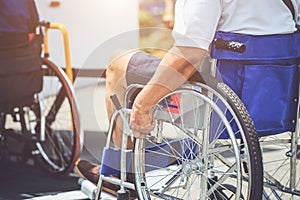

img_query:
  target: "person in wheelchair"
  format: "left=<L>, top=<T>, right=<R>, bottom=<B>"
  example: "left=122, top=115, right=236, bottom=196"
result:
left=0, top=0, right=43, bottom=108
left=76, top=0, right=300, bottom=195
left=1, top=0, right=81, bottom=175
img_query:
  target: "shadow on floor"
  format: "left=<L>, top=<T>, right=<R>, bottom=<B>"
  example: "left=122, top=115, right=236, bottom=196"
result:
left=0, top=160, right=80, bottom=200
left=0, top=131, right=107, bottom=200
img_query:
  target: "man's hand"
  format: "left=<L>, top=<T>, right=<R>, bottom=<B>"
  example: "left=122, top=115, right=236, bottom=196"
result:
left=129, top=46, right=207, bottom=138
left=129, top=103, right=155, bottom=138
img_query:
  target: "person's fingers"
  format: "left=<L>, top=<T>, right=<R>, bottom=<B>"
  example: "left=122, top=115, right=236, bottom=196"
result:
left=133, top=131, right=147, bottom=138
left=131, top=123, right=153, bottom=134
left=132, top=130, right=147, bottom=138
left=131, top=120, right=156, bottom=138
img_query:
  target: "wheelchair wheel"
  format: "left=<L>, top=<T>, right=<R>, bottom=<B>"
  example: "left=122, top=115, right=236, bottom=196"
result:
left=132, top=77, right=263, bottom=199
left=31, top=58, right=82, bottom=174
left=260, top=131, right=300, bottom=198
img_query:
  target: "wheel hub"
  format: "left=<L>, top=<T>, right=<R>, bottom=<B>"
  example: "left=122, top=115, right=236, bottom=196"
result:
left=182, top=161, right=204, bottom=176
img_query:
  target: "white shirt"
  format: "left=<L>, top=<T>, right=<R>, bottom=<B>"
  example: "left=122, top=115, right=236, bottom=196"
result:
left=173, top=0, right=300, bottom=50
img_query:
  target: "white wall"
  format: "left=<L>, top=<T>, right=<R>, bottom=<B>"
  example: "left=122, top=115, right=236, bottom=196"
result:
left=35, top=0, right=139, bottom=69
left=35, top=1, right=139, bottom=132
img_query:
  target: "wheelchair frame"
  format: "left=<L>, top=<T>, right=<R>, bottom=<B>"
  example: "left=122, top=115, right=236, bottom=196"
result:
left=0, top=22, right=83, bottom=175
left=79, top=50, right=300, bottom=199
left=80, top=75, right=263, bottom=199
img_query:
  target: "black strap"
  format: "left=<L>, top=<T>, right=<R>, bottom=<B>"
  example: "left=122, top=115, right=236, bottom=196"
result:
left=283, top=0, right=295, bottom=20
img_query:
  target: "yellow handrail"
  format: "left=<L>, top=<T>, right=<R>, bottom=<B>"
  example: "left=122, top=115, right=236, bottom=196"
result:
left=42, top=22, right=74, bottom=83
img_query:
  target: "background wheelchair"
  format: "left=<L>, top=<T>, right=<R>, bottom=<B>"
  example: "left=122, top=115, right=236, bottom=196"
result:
left=0, top=22, right=82, bottom=175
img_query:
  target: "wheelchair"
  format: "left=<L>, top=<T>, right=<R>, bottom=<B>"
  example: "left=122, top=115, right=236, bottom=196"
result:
left=80, top=75, right=263, bottom=200
left=80, top=34, right=300, bottom=200
left=0, top=22, right=82, bottom=175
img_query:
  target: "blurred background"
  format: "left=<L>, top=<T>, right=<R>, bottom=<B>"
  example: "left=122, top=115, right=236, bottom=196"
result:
left=0, top=0, right=175, bottom=199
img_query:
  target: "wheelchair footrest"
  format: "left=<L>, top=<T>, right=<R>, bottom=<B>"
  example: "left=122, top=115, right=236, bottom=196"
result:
left=79, top=178, right=96, bottom=200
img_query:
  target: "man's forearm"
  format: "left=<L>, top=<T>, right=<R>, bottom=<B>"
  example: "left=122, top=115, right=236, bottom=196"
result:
left=129, top=46, right=207, bottom=136
left=164, top=0, right=175, bottom=15
left=134, top=46, right=207, bottom=111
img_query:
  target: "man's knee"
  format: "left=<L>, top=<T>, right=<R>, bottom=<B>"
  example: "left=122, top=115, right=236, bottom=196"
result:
left=106, top=62, right=125, bottom=79
left=106, top=50, right=138, bottom=78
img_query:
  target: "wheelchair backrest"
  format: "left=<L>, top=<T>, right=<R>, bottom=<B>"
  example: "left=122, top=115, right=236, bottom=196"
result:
left=211, top=31, right=300, bottom=136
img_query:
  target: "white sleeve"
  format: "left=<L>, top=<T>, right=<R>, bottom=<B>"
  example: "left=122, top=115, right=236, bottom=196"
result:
left=295, top=0, right=300, bottom=25
left=172, top=0, right=221, bottom=50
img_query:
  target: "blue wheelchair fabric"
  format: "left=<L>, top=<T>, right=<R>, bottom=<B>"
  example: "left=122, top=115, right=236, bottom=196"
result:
left=211, top=32, right=300, bottom=136
left=100, top=139, right=198, bottom=176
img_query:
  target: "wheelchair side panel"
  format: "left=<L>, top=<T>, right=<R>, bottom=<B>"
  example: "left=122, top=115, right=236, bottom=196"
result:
left=218, top=61, right=298, bottom=136
left=211, top=32, right=300, bottom=136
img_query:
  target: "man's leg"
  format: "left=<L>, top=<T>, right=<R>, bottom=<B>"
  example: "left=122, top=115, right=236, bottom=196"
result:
left=75, top=51, right=137, bottom=187
left=76, top=51, right=160, bottom=191
left=105, top=51, right=138, bottom=148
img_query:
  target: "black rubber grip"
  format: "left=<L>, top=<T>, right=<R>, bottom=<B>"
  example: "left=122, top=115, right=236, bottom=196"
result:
left=39, top=21, right=51, bottom=28
left=214, top=38, right=246, bottom=53
left=110, top=94, right=122, bottom=110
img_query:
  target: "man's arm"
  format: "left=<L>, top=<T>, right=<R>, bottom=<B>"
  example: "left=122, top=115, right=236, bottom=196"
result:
left=163, top=0, right=175, bottom=29
left=130, top=46, right=208, bottom=138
